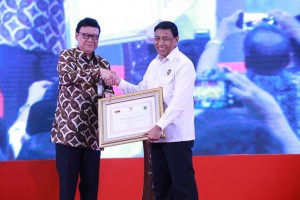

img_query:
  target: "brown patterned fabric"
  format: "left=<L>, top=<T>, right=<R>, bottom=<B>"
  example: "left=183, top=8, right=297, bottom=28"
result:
left=51, top=47, right=113, bottom=150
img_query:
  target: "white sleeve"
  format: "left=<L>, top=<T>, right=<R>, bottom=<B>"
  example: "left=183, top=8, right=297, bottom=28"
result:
left=157, top=61, right=196, bottom=130
left=118, top=65, right=153, bottom=93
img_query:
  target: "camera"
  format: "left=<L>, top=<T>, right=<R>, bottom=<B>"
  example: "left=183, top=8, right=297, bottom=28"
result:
left=194, top=71, right=237, bottom=109
left=236, top=12, right=277, bottom=30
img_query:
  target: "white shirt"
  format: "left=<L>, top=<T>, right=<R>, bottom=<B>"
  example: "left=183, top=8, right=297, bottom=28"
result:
left=118, top=47, right=196, bottom=142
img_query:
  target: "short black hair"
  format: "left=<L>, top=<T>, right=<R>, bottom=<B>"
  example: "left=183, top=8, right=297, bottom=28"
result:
left=75, top=17, right=101, bottom=33
left=154, top=21, right=179, bottom=37
left=243, top=24, right=290, bottom=72
left=244, top=24, right=290, bottom=56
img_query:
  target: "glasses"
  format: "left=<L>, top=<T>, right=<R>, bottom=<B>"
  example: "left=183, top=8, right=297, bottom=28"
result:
left=79, top=32, right=99, bottom=40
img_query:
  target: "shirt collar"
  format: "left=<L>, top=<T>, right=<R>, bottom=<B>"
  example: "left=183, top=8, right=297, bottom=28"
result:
left=75, top=47, right=95, bottom=61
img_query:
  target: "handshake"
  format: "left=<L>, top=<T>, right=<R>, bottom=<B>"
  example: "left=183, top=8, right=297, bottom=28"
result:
left=100, top=68, right=121, bottom=87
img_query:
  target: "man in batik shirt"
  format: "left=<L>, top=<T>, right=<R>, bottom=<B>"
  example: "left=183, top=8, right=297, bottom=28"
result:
left=51, top=17, right=114, bottom=200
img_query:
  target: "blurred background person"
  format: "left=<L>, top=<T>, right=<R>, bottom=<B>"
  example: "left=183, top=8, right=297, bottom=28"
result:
left=7, top=80, right=54, bottom=159
left=17, top=78, right=59, bottom=160
left=194, top=10, right=300, bottom=154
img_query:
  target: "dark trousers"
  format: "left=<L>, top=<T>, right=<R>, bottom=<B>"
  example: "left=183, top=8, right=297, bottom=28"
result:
left=55, top=143, right=100, bottom=200
left=151, top=141, right=198, bottom=200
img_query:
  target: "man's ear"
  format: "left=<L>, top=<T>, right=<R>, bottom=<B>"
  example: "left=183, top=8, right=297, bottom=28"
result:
left=175, top=36, right=179, bottom=44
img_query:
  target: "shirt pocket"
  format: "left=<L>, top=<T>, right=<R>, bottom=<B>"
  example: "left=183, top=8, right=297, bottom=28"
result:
left=160, top=73, right=174, bottom=101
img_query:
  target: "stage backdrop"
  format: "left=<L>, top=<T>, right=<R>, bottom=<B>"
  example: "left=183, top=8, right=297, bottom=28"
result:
left=0, top=0, right=300, bottom=162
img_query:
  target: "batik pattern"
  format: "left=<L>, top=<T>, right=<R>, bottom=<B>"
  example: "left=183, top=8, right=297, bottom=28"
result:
left=0, top=0, right=66, bottom=54
left=51, top=48, right=114, bottom=150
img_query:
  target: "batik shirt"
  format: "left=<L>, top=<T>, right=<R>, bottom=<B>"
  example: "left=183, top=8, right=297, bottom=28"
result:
left=51, top=48, right=113, bottom=150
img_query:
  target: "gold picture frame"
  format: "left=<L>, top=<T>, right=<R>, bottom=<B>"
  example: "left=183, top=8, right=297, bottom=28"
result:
left=98, top=87, right=163, bottom=148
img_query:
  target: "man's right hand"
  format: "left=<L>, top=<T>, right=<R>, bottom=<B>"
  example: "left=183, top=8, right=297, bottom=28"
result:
left=101, top=70, right=121, bottom=86
left=215, top=9, right=244, bottom=41
left=100, top=68, right=113, bottom=79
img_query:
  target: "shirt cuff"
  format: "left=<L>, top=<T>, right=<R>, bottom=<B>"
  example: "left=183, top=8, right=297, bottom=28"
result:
left=156, top=119, right=166, bottom=131
left=118, top=78, right=127, bottom=88
left=205, top=39, right=224, bottom=49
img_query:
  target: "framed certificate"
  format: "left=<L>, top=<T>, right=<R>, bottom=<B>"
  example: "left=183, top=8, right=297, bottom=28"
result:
left=98, top=87, right=164, bottom=148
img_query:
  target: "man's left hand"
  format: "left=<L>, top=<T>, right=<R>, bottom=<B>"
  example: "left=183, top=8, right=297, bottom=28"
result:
left=145, top=125, right=163, bottom=142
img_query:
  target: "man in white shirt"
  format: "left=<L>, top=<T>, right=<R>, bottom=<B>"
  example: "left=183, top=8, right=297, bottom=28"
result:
left=109, top=21, right=198, bottom=200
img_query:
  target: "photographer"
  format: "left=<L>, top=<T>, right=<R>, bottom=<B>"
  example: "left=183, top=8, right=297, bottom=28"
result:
left=267, top=10, right=300, bottom=140
left=196, top=10, right=299, bottom=137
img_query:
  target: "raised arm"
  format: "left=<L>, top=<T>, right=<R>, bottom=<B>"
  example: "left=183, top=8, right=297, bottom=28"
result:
left=269, top=9, right=300, bottom=44
left=196, top=10, right=244, bottom=75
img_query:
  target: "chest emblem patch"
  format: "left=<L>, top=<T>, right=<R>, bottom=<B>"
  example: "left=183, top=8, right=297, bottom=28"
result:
left=167, top=69, right=171, bottom=75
